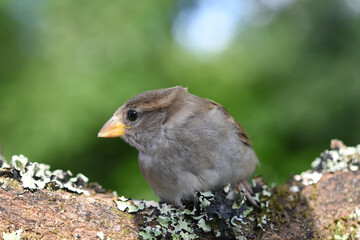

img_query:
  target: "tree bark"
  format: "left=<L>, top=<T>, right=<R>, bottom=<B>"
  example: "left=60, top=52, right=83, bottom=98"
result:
left=0, top=141, right=359, bottom=239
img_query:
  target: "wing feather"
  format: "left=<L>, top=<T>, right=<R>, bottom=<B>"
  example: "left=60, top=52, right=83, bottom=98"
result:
left=206, top=99, right=253, bottom=148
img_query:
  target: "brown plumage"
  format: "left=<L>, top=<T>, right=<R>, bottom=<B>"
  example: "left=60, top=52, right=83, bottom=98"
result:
left=98, top=86, right=259, bottom=206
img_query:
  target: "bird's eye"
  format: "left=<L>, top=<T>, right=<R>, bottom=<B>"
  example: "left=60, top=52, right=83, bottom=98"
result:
left=127, top=110, right=138, bottom=121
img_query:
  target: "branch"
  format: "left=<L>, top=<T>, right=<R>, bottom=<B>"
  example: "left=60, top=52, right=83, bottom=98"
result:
left=0, top=140, right=359, bottom=239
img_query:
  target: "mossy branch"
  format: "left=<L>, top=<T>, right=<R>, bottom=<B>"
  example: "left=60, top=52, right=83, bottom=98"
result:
left=0, top=140, right=359, bottom=239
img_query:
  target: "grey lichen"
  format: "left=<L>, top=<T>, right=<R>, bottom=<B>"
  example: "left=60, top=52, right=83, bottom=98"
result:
left=0, top=153, right=273, bottom=239
left=115, top=196, right=145, bottom=213
left=2, top=229, right=22, bottom=240
left=293, top=140, right=360, bottom=187
left=287, top=140, right=360, bottom=239
left=115, top=181, right=271, bottom=239
left=0, top=154, right=90, bottom=196
left=96, top=231, right=115, bottom=240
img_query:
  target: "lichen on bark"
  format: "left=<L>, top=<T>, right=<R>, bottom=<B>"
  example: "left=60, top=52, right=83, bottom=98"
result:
left=0, top=139, right=360, bottom=239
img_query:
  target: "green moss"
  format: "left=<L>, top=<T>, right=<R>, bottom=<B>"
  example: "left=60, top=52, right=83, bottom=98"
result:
left=308, top=184, right=319, bottom=207
left=47, top=196, right=56, bottom=203
left=1, top=178, right=21, bottom=190
left=300, top=208, right=312, bottom=219
left=267, top=182, right=317, bottom=237
left=23, top=232, right=41, bottom=240
left=328, top=219, right=348, bottom=239
left=275, top=184, right=291, bottom=198
left=26, top=209, right=31, bottom=218
left=326, top=209, right=360, bottom=240
left=101, top=218, right=113, bottom=228
left=269, top=194, right=284, bottom=212
left=268, top=195, right=286, bottom=228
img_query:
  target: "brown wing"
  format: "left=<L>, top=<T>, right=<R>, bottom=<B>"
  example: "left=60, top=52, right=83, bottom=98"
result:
left=206, top=99, right=253, bottom=148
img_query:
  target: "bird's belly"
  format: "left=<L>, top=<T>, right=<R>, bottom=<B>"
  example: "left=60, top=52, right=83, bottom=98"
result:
left=138, top=152, right=204, bottom=205
left=137, top=153, right=176, bottom=192
left=137, top=145, right=258, bottom=206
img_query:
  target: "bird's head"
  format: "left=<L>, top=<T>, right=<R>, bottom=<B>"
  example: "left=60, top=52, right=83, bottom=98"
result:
left=98, top=86, right=187, bottom=153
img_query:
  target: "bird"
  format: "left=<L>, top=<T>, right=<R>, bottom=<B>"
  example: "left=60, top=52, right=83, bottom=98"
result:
left=98, top=86, right=259, bottom=207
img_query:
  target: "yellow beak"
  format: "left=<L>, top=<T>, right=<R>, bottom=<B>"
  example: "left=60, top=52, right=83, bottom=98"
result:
left=98, top=116, right=130, bottom=138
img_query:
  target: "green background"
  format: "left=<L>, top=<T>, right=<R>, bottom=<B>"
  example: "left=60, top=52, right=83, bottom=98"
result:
left=0, top=0, right=359, bottom=201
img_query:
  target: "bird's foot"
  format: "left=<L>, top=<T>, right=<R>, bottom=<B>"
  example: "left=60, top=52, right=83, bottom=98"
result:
left=237, top=181, right=260, bottom=208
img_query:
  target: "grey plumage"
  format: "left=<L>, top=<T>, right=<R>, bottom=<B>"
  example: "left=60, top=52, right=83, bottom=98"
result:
left=98, top=86, right=259, bottom=206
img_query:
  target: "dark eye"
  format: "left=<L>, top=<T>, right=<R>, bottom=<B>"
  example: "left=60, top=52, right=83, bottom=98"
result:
left=127, top=110, right=138, bottom=121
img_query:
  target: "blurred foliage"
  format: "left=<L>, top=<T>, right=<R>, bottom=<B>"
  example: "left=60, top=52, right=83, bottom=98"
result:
left=0, top=0, right=359, bottom=201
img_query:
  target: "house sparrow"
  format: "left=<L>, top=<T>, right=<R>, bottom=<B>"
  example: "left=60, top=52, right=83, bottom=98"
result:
left=98, top=86, right=259, bottom=207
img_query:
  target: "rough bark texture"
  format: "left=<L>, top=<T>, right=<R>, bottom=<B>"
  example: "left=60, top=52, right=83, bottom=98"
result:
left=263, top=170, right=360, bottom=239
left=1, top=141, right=359, bottom=239
left=0, top=179, right=138, bottom=239
left=0, top=170, right=359, bottom=239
